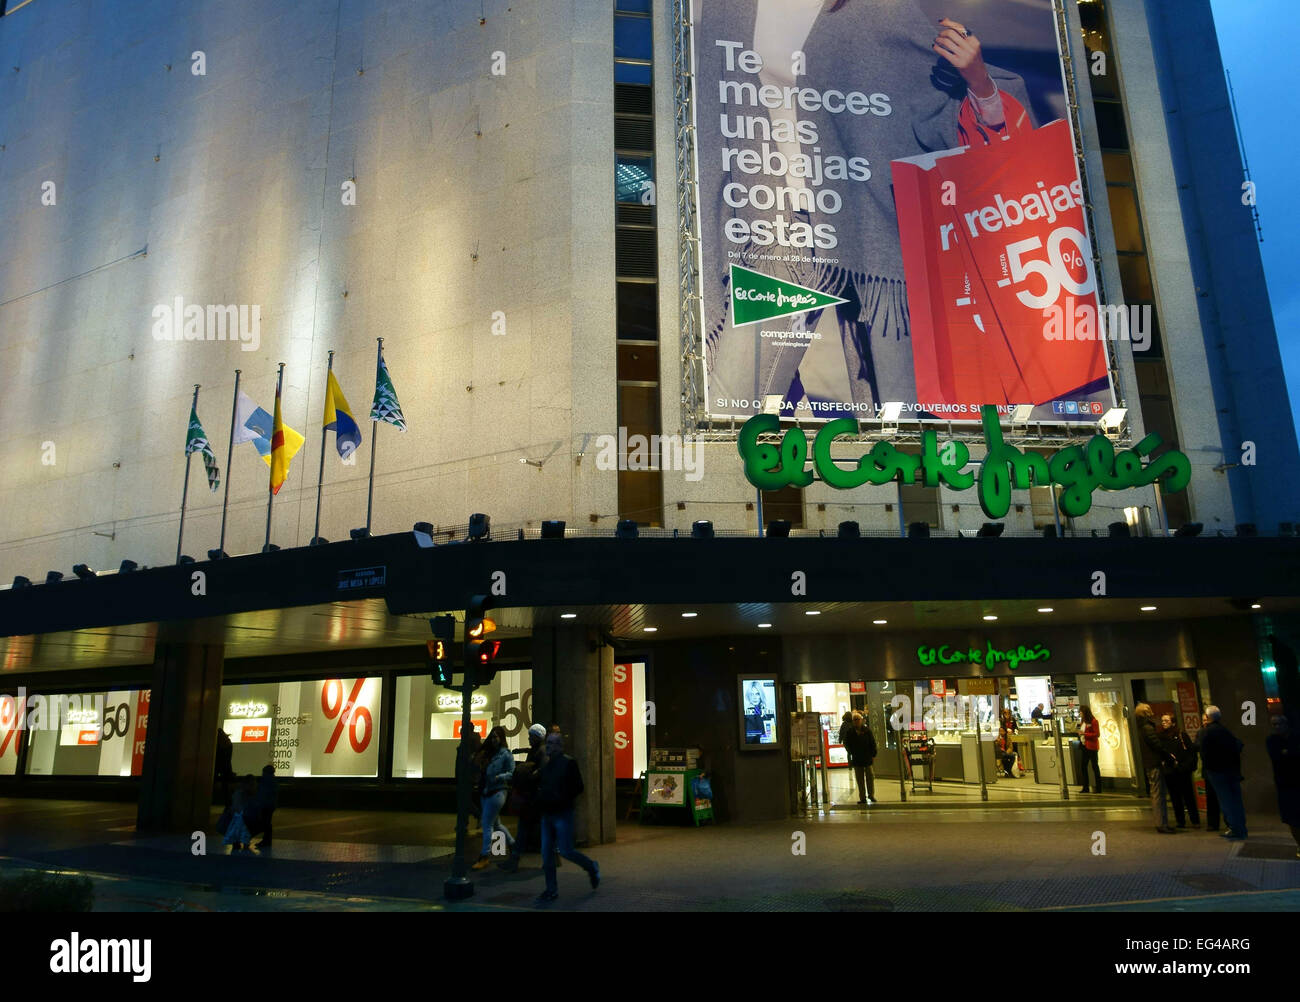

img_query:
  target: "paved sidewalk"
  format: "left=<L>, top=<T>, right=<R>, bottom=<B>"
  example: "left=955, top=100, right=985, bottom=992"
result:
left=2, top=799, right=1297, bottom=911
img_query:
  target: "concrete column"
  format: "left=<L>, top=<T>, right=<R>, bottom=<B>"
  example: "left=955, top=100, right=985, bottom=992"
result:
left=530, top=624, right=616, bottom=845
left=136, top=642, right=225, bottom=834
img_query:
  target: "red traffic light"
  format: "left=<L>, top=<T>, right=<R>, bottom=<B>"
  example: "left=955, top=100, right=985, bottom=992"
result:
left=472, top=639, right=501, bottom=663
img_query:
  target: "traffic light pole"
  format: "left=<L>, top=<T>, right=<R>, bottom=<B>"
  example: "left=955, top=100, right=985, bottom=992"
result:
left=444, top=647, right=476, bottom=900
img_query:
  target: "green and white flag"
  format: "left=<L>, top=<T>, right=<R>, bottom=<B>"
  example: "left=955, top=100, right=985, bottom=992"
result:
left=370, top=345, right=407, bottom=431
left=185, top=404, right=221, bottom=492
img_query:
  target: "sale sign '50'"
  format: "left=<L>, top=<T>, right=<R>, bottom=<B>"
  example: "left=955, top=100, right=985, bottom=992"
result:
left=1004, top=225, right=1095, bottom=309
left=321, top=679, right=372, bottom=754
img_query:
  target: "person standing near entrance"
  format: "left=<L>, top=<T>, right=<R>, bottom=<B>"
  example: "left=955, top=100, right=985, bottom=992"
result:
left=500, top=723, right=548, bottom=872
left=1159, top=714, right=1200, bottom=829
left=1135, top=703, right=1178, bottom=833
left=846, top=711, right=878, bottom=804
left=1078, top=706, right=1102, bottom=793
left=535, top=731, right=600, bottom=905
left=1195, top=711, right=1221, bottom=832
left=1200, top=705, right=1248, bottom=840
left=1265, top=715, right=1300, bottom=858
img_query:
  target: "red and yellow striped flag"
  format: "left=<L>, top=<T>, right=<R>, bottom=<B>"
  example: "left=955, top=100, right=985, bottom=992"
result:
left=269, top=380, right=304, bottom=495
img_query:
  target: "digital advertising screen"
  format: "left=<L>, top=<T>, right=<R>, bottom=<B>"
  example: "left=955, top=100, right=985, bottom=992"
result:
left=739, top=675, right=779, bottom=748
left=693, top=0, right=1114, bottom=424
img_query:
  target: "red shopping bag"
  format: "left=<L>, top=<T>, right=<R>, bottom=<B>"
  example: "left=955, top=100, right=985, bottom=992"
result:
left=892, top=120, right=1108, bottom=409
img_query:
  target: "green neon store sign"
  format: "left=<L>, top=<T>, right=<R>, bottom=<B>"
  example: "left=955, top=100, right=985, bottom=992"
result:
left=917, top=641, right=1051, bottom=673
left=737, top=404, right=1191, bottom=519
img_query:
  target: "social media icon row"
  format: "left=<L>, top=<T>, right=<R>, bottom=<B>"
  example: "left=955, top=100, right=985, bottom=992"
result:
left=1051, top=401, right=1105, bottom=415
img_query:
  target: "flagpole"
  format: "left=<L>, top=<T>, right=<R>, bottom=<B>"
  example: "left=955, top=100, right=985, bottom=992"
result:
left=365, top=337, right=382, bottom=534
left=264, top=362, right=285, bottom=552
left=176, top=384, right=200, bottom=563
left=313, top=350, right=335, bottom=544
left=218, top=370, right=241, bottom=556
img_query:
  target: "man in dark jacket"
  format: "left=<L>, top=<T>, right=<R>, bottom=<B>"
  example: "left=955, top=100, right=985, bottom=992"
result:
left=1200, top=705, right=1248, bottom=839
left=535, top=731, right=600, bottom=904
left=1135, top=703, right=1178, bottom=833
left=845, top=711, right=878, bottom=804
left=1266, top=714, right=1300, bottom=857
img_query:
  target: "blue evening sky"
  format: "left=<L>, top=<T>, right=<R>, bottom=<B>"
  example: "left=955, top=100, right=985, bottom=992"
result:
left=1210, top=0, right=1299, bottom=437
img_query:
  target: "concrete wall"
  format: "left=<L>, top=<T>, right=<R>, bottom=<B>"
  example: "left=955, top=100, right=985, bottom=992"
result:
left=0, top=0, right=617, bottom=583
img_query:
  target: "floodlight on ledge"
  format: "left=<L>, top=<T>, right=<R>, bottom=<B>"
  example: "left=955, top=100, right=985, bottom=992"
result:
left=762, top=394, right=784, bottom=416
left=880, top=401, right=904, bottom=423
left=1098, top=407, right=1128, bottom=434
left=1010, top=404, right=1035, bottom=424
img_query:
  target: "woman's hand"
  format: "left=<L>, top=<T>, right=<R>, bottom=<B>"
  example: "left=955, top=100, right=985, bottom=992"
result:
left=933, top=17, right=995, bottom=98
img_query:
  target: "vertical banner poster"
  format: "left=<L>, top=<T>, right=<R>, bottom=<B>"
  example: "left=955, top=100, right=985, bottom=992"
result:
left=614, top=663, right=635, bottom=779
left=310, top=677, right=381, bottom=778
left=693, top=0, right=1113, bottom=424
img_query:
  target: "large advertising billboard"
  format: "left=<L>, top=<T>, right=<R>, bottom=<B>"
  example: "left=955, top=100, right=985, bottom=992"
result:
left=693, top=0, right=1113, bottom=424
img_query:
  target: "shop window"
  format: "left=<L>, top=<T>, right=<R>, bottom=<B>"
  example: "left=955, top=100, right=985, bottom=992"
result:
left=1093, top=100, right=1128, bottom=150
left=617, top=280, right=658, bottom=340
left=761, top=485, right=804, bottom=528
left=21, top=688, right=150, bottom=777
left=1106, top=185, right=1144, bottom=253
left=900, top=483, right=941, bottom=528
left=618, top=469, right=665, bottom=525
left=618, top=343, right=659, bottom=381
left=218, top=678, right=382, bottom=778
left=616, top=155, right=653, bottom=203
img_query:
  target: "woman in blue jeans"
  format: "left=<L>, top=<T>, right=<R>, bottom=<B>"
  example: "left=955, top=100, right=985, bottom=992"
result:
left=472, top=726, right=515, bottom=870
left=535, top=731, right=600, bottom=904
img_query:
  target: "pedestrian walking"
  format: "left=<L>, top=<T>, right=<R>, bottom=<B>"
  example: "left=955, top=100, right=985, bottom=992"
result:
left=845, top=711, right=878, bottom=803
left=1135, top=702, right=1178, bottom=833
left=1195, top=711, right=1221, bottom=831
left=472, top=725, right=516, bottom=869
left=1200, top=705, right=1248, bottom=839
left=1159, top=714, right=1200, bottom=828
left=1265, top=714, right=1300, bottom=858
left=223, top=775, right=256, bottom=853
left=535, top=731, right=600, bottom=905
left=500, top=723, right=548, bottom=872
left=214, top=727, right=235, bottom=807
left=245, top=764, right=279, bottom=849
left=1077, top=705, right=1102, bottom=793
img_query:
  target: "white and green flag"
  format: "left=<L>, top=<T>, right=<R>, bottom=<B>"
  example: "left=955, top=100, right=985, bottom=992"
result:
left=370, top=345, right=406, bottom=431
left=185, top=404, right=220, bottom=492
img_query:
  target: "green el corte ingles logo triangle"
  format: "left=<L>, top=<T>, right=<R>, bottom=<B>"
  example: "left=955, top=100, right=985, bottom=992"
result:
left=729, top=264, right=848, bottom=327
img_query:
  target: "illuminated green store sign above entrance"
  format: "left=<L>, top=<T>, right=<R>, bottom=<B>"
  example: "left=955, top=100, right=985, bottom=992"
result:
left=737, top=405, right=1191, bottom=519
left=918, top=642, right=1051, bottom=672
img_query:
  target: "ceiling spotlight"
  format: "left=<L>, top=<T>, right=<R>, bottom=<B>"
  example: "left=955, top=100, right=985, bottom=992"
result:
left=643, top=626, right=657, bottom=633
left=982, top=614, right=997, bottom=621
left=873, top=619, right=887, bottom=625
left=681, top=612, right=698, bottom=618
left=560, top=613, right=577, bottom=619
left=72, top=564, right=96, bottom=581
left=805, top=610, right=821, bottom=616
left=1140, top=605, right=1157, bottom=612
left=1037, top=607, right=1054, bottom=613
left=758, top=623, right=772, bottom=629
left=1251, top=603, right=1262, bottom=610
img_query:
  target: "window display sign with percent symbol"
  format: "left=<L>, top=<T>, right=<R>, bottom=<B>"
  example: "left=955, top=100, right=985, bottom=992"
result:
left=310, top=677, right=382, bottom=777
left=0, top=694, right=23, bottom=776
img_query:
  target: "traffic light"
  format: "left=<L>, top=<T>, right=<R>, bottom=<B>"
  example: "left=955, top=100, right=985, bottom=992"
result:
left=465, top=594, right=501, bottom=684
left=428, top=615, right=456, bottom=688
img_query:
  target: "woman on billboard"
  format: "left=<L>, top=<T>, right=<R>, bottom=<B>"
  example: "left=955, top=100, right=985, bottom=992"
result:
left=697, top=0, right=1102, bottom=421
